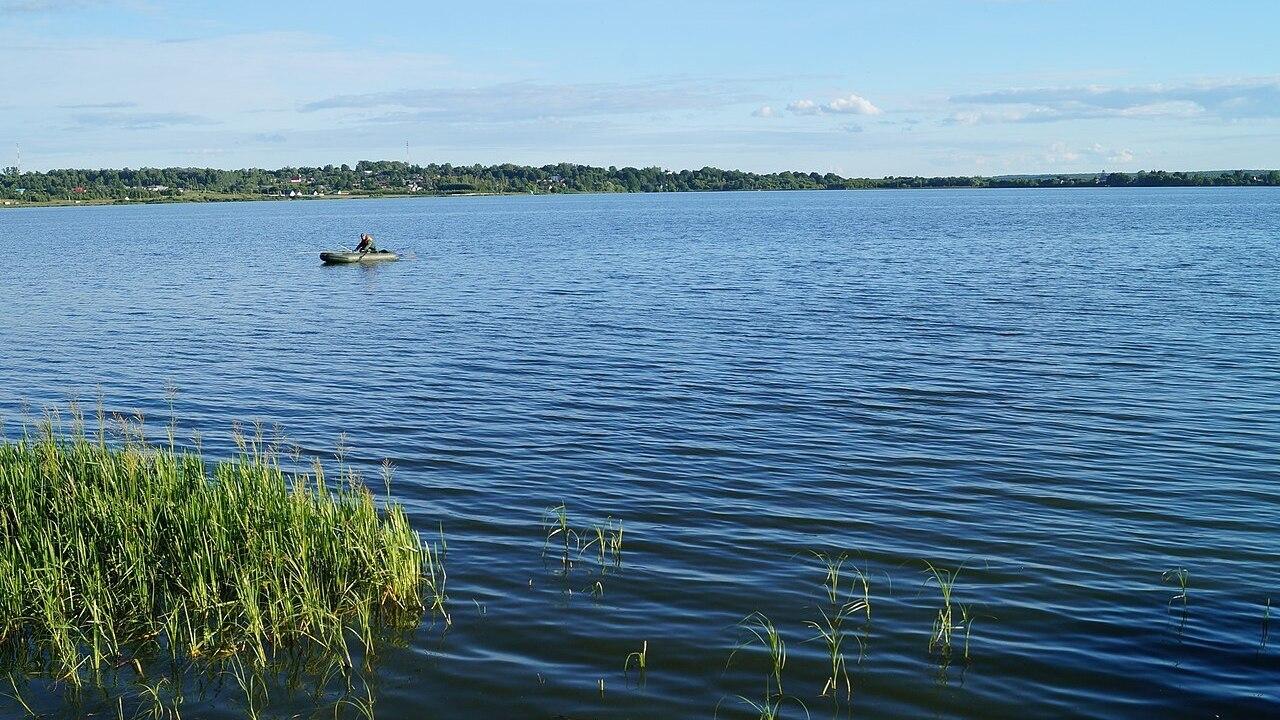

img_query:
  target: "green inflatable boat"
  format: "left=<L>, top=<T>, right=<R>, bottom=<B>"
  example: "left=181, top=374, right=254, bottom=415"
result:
left=320, top=250, right=400, bottom=265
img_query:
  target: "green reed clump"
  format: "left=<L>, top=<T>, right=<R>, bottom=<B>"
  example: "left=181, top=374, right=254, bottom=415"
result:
left=0, top=421, right=433, bottom=691
left=805, top=551, right=871, bottom=700
left=583, top=517, right=624, bottom=571
left=542, top=503, right=579, bottom=574
left=540, top=505, right=625, bottom=593
left=923, top=561, right=971, bottom=660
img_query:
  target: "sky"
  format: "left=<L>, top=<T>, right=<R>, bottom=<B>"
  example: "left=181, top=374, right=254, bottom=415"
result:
left=3, top=0, right=1279, bottom=175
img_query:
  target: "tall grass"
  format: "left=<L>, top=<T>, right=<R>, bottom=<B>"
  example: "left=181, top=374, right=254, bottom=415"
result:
left=0, top=418, right=434, bottom=701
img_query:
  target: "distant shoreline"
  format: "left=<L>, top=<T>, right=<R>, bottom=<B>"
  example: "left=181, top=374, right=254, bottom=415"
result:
left=3, top=182, right=1278, bottom=211
left=4, top=163, right=1277, bottom=209
left=0, top=189, right=527, bottom=209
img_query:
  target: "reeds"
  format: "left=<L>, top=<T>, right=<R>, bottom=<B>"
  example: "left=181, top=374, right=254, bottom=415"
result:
left=540, top=505, right=625, bottom=598
left=1163, top=568, right=1190, bottom=610
left=923, top=561, right=970, bottom=660
left=584, top=517, right=624, bottom=571
left=730, top=612, right=787, bottom=696
left=624, top=640, right=648, bottom=677
left=722, top=612, right=808, bottom=720
left=1162, top=567, right=1190, bottom=636
left=804, top=608, right=852, bottom=700
left=0, top=421, right=433, bottom=699
left=804, top=551, right=871, bottom=700
left=542, top=504, right=579, bottom=574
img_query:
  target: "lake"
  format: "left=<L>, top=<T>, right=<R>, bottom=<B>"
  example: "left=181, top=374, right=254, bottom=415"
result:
left=1, top=188, right=1277, bottom=718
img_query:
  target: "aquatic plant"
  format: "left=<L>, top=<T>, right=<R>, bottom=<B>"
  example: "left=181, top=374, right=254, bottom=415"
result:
left=1163, top=568, right=1190, bottom=609
left=542, top=503, right=579, bottom=574
left=423, top=541, right=451, bottom=626
left=805, top=551, right=872, bottom=699
left=583, top=517, right=624, bottom=571
left=716, top=689, right=810, bottom=720
left=624, top=640, right=649, bottom=676
left=1263, top=598, right=1273, bottom=651
left=0, top=419, right=434, bottom=708
left=804, top=607, right=852, bottom=699
left=729, top=612, right=787, bottom=696
left=960, top=605, right=976, bottom=662
left=734, top=693, right=808, bottom=720
left=923, top=561, right=968, bottom=658
left=814, top=551, right=846, bottom=607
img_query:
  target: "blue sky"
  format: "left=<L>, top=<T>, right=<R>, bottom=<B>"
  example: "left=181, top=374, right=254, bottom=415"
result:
left=4, top=0, right=1279, bottom=174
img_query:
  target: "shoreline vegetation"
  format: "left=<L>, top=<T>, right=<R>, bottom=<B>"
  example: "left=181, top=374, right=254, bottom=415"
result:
left=2, top=161, right=1279, bottom=208
left=0, top=408, right=440, bottom=718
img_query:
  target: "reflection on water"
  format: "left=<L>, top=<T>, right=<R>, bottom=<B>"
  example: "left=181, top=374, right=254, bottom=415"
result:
left=4, top=631, right=418, bottom=719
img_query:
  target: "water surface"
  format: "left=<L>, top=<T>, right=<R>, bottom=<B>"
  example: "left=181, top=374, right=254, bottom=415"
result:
left=1, top=188, right=1278, bottom=718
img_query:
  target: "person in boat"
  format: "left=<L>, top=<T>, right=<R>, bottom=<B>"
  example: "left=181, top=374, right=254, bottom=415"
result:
left=355, top=233, right=377, bottom=253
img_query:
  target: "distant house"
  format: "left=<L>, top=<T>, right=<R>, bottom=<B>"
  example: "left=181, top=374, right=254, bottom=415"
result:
left=73, top=186, right=86, bottom=193
left=148, top=185, right=169, bottom=192
left=289, top=176, right=303, bottom=184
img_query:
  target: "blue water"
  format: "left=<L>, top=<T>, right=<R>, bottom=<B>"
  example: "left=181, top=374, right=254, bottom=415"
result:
left=1, top=188, right=1278, bottom=718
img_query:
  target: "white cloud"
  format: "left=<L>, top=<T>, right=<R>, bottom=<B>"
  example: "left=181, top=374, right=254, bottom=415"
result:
left=1, top=0, right=101, bottom=13
left=2, top=31, right=458, bottom=117
left=786, top=92, right=883, bottom=117
left=303, top=79, right=758, bottom=122
left=950, top=78, right=1280, bottom=124
left=1045, top=142, right=1136, bottom=166
left=1046, top=142, right=1080, bottom=163
left=1107, top=148, right=1135, bottom=163
left=948, top=107, right=1060, bottom=125
left=70, top=112, right=216, bottom=130
left=752, top=105, right=776, bottom=118
left=786, top=99, right=821, bottom=116
left=59, top=100, right=137, bottom=109
left=824, top=93, right=882, bottom=115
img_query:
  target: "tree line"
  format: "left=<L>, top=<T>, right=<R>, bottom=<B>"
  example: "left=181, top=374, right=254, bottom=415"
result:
left=2, top=161, right=1278, bottom=203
